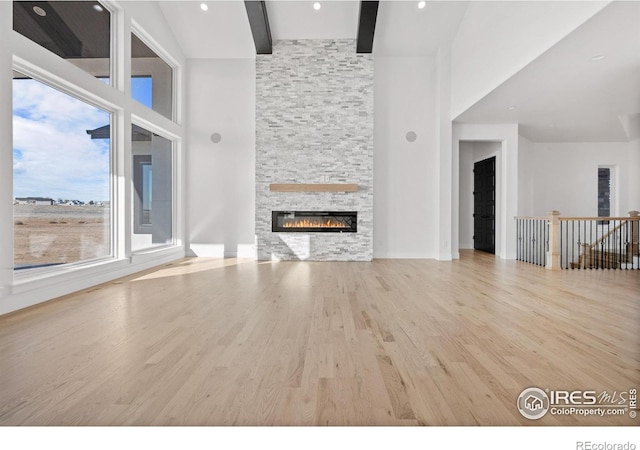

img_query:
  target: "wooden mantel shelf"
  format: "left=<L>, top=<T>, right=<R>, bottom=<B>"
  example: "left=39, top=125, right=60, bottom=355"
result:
left=269, top=183, right=358, bottom=193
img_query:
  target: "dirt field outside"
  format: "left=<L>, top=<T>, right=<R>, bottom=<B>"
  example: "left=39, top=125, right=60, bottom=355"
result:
left=14, top=204, right=110, bottom=268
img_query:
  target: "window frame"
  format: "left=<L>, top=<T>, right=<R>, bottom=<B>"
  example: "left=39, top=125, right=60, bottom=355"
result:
left=7, top=1, right=184, bottom=287
left=130, top=22, right=178, bottom=123
left=130, top=119, right=177, bottom=253
left=11, top=62, right=118, bottom=277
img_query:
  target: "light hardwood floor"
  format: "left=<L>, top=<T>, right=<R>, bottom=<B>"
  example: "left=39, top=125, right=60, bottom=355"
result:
left=0, top=250, right=638, bottom=426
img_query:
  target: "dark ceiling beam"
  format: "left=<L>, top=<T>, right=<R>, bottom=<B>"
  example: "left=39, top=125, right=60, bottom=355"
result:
left=356, top=1, right=379, bottom=54
left=244, top=1, right=272, bottom=55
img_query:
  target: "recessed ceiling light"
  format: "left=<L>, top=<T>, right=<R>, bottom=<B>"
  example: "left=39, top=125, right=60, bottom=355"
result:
left=200, top=3, right=208, bottom=11
left=313, top=2, right=322, bottom=11
left=33, top=6, right=46, bottom=17
left=590, top=54, right=606, bottom=61
left=507, top=105, right=517, bottom=110
left=418, top=1, right=426, bottom=8
left=93, top=4, right=104, bottom=12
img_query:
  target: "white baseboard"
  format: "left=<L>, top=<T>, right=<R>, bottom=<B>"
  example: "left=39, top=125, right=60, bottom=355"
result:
left=373, top=252, right=440, bottom=259
left=188, top=243, right=256, bottom=259
left=438, top=254, right=453, bottom=261
left=236, top=244, right=256, bottom=259
left=188, top=244, right=225, bottom=257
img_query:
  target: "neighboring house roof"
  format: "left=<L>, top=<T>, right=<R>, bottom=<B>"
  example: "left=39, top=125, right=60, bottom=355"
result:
left=86, top=124, right=152, bottom=141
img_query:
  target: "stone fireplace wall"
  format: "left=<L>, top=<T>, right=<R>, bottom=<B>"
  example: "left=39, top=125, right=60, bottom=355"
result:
left=255, top=40, right=373, bottom=261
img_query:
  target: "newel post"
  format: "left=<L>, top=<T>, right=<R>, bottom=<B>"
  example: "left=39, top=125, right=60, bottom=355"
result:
left=629, top=211, right=639, bottom=254
left=546, top=210, right=561, bottom=271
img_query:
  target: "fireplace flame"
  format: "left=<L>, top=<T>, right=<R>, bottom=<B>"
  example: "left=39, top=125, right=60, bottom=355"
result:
left=283, top=218, right=347, bottom=228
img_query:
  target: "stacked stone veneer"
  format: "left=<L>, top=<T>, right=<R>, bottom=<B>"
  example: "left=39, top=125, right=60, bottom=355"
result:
left=256, top=40, right=373, bottom=261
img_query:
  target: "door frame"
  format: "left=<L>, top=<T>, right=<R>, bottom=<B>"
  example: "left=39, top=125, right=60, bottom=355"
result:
left=453, top=123, right=520, bottom=261
left=457, top=140, right=502, bottom=258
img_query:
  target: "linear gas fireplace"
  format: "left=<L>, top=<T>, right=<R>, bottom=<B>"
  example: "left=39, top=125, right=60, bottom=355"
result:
left=272, top=211, right=357, bottom=233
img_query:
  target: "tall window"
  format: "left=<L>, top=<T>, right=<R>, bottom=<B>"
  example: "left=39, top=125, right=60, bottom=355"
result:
left=13, top=73, right=111, bottom=269
left=131, top=33, right=173, bottom=119
left=10, top=0, right=180, bottom=275
left=131, top=125, right=173, bottom=252
left=598, top=167, right=614, bottom=218
left=13, top=1, right=111, bottom=82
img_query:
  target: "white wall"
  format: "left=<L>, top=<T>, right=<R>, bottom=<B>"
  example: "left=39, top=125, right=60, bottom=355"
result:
left=453, top=123, right=519, bottom=260
left=186, top=59, right=256, bottom=258
left=527, top=141, right=639, bottom=217
left=373, top=56, right=439, bottom=258
left=450, top=1, right=609, bottom=118
left=436, top=48, right=454, bottom=261
left=629, top=140, right=640, bottom=211
left=459, top=141, right=502, bottom=250
left=458, top=143, right=473, bottom=249
left=517, top=135, right=535, bottom=217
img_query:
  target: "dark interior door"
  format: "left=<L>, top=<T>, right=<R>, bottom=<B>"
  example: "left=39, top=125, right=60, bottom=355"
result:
left=474, top=157, right=496, bottom=254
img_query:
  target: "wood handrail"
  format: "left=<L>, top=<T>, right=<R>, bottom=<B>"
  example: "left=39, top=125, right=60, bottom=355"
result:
left=559, top=217, right=640, bottom=221
left=514, top=213, right=639, bottom=221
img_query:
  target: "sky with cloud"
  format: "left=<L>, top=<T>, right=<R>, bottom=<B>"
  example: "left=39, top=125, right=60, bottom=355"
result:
left=13, top=78, right=111, bottom=203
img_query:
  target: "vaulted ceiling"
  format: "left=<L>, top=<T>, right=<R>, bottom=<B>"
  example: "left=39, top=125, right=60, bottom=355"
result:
left=156, top=0, right=639, bottom=143
left=455, top=1, right=640, bottom=142
left=157, top=1, right=471, bottom=58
